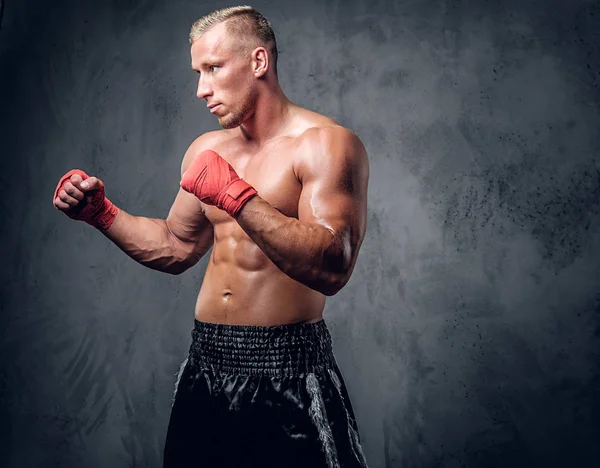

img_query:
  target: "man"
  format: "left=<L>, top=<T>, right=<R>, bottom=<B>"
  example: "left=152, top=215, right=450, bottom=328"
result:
left=52, top=6, right=369, bottom=468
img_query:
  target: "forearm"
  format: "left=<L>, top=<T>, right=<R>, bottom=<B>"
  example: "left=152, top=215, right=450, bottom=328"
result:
left=235, top=197, right=349, bottom=295
left=99, top=209, right=188, bottom=275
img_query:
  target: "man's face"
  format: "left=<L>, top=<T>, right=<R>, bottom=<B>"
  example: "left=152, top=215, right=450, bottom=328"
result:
left=191, top=22, right=257, bottom=129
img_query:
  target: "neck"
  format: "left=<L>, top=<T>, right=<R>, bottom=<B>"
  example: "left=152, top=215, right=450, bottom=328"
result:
left=239, top=81, right=293, bottom=145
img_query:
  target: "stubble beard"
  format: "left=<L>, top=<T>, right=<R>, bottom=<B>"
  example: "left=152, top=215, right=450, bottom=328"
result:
left=218, top=89, right=257, bottom=129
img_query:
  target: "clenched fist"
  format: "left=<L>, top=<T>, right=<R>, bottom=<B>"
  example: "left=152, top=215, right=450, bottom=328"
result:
left=180, top=150, right=257, bottom=218
left=53, top=169, right=119, bottom=230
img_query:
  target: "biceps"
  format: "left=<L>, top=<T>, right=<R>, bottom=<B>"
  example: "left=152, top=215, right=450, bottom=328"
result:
left=166, top=188, right=214, bottom=252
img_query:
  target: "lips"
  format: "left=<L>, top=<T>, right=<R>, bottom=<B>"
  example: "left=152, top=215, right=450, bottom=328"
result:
left=208, top=103, right=221, bottom=114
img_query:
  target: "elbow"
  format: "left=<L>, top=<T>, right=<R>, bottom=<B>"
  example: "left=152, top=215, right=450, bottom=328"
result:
left=322, top=283, right=346, bottom=297
left=162, top=250, right=198, bottom=275
left=320, top=251, right=353, bottom=296
left=166, top=239, right=211, bottom=275
left=168, top=251, right=206, bottom=275
left=320, top=273, right=350, bottom=297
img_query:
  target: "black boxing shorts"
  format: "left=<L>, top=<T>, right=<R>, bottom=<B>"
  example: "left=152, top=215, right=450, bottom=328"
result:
left=163, top=319, right=369, bottom=468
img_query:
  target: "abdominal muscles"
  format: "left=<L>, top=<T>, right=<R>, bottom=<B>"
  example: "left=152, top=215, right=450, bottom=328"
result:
left=193, top=231, right=326, bottom=326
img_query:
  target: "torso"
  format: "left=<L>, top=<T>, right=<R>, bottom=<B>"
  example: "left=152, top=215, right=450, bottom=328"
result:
left=194, top=107, right=338, bottom=326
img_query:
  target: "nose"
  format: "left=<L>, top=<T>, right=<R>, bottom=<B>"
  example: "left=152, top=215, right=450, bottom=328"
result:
left=196, top=76, right=212, bottom=100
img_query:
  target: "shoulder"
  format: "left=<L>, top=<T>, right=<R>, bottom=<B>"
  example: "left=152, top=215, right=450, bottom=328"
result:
left=289, top=106, right=367, bottom=157
left=300, top=125, right=366, bottom=153
left=181, top=129, right=234, bottom=173
left=295, top=123, right=369, bottom=183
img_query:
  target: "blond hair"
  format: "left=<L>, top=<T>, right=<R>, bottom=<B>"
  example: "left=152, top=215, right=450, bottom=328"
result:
left=189, top=6, right=278, bottom=72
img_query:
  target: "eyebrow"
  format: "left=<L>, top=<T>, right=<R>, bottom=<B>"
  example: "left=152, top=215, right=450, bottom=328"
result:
left=192, top=60, right=223, bottom=71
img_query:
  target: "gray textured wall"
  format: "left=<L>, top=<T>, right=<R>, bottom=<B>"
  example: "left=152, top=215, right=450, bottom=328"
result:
left=1, top=0, right=599, bottom=467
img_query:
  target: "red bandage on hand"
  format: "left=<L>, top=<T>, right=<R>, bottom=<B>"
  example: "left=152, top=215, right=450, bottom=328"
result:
left=54, top=169, right=119, bottom=230
left=180, top=150, right=258, bottom=218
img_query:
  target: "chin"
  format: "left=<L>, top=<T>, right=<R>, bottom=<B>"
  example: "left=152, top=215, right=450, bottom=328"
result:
left=219, top=118, right=240, bottom=130
left=219, top=112, right=245, bottom=129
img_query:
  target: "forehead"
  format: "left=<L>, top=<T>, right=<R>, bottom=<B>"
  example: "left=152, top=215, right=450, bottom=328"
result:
left=190, top=22, right=234, bottom=65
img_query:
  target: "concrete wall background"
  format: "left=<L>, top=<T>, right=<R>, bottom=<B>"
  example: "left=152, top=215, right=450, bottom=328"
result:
left=1, top=0, right=599, bottom=467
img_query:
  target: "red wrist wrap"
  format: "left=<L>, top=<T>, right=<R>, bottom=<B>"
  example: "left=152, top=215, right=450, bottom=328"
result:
left=217, top=179, right=258, bottom=218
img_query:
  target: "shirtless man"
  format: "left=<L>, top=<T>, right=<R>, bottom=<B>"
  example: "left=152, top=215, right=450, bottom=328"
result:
left=53, top=6, right=369, bottom=468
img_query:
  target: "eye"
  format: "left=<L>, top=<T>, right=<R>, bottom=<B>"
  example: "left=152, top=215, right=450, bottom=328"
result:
left=209, top=65, right=220, bottom=73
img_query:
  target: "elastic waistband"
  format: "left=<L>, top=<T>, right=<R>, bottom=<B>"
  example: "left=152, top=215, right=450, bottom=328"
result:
left=188, top=319, right=335, bottom=377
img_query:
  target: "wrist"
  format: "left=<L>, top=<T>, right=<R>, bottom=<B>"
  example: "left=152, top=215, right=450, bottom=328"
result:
left=217, top=178, right=258, bottom=218
left=231, top=191, right=259, bottom=219
left=86, top=197, right=120, bottom=230
left=229, top=189, right=258, bottom=218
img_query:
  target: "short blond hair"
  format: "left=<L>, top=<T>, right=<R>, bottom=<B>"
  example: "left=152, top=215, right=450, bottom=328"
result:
left=189, top=6, right=278, bottom=72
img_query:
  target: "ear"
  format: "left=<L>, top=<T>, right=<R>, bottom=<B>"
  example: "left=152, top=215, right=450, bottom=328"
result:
left=251, top=47, right=269, bottom=78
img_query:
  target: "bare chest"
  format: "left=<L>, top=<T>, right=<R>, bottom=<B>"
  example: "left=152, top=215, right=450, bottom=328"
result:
left=203, top=139, right=302, bottom=225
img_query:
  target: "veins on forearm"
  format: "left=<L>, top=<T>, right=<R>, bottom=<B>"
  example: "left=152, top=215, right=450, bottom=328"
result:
left=235, top=197, right=348, bottom=294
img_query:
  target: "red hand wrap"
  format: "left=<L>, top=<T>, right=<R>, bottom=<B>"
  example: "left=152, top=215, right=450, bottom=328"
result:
left=54, top=169, right=119, bottom=230
left=181, top=150, right=258, bottom=218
